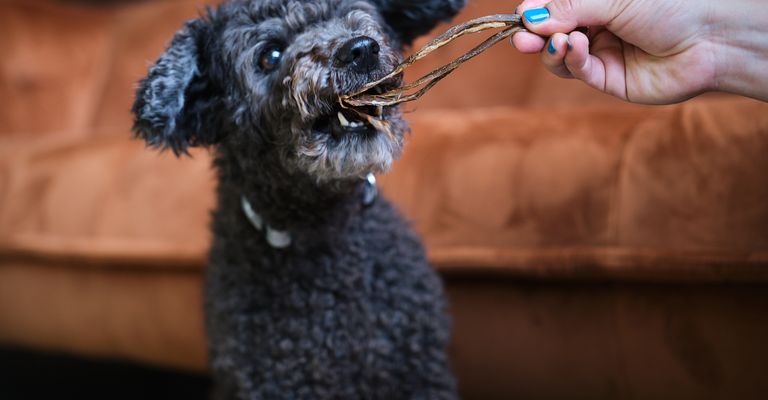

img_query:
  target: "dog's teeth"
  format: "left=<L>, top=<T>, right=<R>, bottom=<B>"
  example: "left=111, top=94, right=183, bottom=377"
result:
left=337, top=112, right=350, bottom=127
left=349, top=121, right=363, bottom=128
left=376, top=106, right=383, bottom=117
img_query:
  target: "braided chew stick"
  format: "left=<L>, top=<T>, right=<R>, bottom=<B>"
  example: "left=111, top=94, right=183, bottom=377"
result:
left=340, top=14, right=524, bottom=108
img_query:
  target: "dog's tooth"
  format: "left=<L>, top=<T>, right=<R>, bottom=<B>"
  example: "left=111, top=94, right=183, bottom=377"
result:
left=350, top=121, right=363, bottom=128
left=337, top=112, right=350, bottom=127
left=376, top=106, right=383, bottom=117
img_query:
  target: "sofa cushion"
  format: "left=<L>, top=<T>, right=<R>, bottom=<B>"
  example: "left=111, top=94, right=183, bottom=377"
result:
left=2, top=97, right=767, bottom=282
left=0, top=2, right=113, bottom=137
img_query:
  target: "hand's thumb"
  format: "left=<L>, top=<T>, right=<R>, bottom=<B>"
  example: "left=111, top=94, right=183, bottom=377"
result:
left=520, top=0, right=624, bottom=35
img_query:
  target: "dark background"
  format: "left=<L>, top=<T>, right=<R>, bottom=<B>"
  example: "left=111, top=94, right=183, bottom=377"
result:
left=0, top=346, right=210, bottom=400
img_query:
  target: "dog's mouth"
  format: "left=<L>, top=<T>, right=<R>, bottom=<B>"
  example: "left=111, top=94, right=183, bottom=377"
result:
left=312, top=81, right=400, bottom=140
left=313, top=104, right=382, bottom=139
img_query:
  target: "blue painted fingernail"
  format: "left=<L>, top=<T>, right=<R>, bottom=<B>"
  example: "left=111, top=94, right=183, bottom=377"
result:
left=547, top=39, right=556, bottom=54
left=523, top=7, right=550, bottom=24
left=566, top=37, right=573, bottom=50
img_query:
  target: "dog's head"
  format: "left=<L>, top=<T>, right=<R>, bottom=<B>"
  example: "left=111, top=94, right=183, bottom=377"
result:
left=132, top=0, right=464, bottom=182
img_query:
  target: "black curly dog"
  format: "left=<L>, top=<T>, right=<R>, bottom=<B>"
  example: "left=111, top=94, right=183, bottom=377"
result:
left=132, top=0, right=464, bottom=398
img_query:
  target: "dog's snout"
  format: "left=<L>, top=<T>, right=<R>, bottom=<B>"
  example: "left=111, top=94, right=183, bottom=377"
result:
left=334, top=36, right=380, bottom=71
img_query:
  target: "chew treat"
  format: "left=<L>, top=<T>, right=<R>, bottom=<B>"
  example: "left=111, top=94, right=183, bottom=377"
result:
left=340, top=14, right=524, bottom=108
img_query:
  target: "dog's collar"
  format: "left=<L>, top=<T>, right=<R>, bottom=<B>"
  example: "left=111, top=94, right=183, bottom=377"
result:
left=241, top=173, right=378, bottom=249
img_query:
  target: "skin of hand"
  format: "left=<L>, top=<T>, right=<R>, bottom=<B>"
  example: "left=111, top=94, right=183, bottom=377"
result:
left=511, top=0, right=768, bottom=104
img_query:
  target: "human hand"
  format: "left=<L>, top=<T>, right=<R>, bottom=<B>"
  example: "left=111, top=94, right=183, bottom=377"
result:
left=511, top=0, right=768, bottom=104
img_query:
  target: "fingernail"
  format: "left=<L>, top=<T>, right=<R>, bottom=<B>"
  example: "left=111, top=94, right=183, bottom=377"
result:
left=547, top=39, right=556, bottom=54
left=523, top=7, right=550, bottom=24
left=566, top=37, right=572, bottom=50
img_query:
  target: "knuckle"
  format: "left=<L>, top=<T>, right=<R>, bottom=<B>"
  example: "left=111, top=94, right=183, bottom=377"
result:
left=549, top=0, right=578, bottom=16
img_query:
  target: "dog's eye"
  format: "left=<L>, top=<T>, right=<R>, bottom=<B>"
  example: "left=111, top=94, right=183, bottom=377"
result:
left=259, top=46, right=283, bottom=72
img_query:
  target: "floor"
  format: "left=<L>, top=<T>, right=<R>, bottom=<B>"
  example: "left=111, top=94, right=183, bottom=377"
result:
left=0, top=345, right=211, bottom=400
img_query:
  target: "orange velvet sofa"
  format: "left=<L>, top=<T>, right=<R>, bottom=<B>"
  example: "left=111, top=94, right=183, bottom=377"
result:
left=1, top=1, right=768, bottom=399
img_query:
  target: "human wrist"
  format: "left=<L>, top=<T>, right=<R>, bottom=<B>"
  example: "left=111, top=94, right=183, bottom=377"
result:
left=708, top=0, right=768, bottom=101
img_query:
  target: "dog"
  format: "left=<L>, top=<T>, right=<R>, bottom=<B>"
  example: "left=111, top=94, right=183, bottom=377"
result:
left=132, top=0, right=464, bottom=398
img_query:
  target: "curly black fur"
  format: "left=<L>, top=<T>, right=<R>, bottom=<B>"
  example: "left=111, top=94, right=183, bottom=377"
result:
left=132, top=0, right=465, bottom=398
left=373, top=0, right=466, bottom=44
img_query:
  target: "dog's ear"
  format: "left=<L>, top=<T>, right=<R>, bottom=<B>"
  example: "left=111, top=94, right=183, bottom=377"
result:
left=132, top=19, right=221, bottom=155
left=373, top=0, right=466, bottom=45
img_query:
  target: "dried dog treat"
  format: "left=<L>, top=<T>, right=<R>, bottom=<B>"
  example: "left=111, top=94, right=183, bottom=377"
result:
left=340, top=14, right=524, bottom=108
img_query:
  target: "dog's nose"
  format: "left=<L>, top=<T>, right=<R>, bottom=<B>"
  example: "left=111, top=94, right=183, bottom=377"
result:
left=335, top=36, right=380, bottom=71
